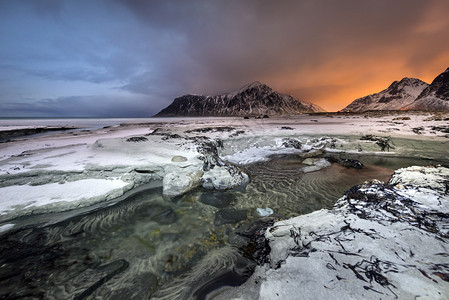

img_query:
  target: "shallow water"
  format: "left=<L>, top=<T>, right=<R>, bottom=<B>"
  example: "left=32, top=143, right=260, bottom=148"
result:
left=0, top=154, right=445, bottom=299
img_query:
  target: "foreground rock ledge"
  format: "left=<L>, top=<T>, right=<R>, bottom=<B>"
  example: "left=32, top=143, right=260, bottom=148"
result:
left=215, top=166, right=449, bottom=299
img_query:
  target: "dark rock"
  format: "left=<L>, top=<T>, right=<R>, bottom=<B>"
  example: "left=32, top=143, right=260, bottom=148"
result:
left=230, top=130, right=245, bottom=137
left=148, top=128, right=161, bottom=135
left=280, top=126, right=294, bottom=130
left=281, top=138, right=302, bottom=149
left=244, top=116, right=250, bottom=119
left=161, top=134, right=181, bottom=140
left=234, top=219, right=274, bottom=265
left=0, top=126, right=77, bottom=142
left=263, top=115, right=269, bottom=119
left=341, top=158, right=364, bottom=169
left=431, top=126, right=449, bottom=133
left=126, top=136, right=148, bottom=142
left=199, top=191, right=235, bottom=208
left=185, top=127, right=235, bottom=134
left=360, top=135, right=393, bottom=151
left=214, top=209, right=248, bottom=226
left=412, top=127, right=424, bottom=134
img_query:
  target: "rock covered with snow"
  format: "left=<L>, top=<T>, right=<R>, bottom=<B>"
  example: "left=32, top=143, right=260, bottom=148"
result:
left=162, top=168, right=204, bottom=198
left=215, top=166, right=449, bottom=299
left=162, top=137, right=249, bottom=198
left=301, top=158, right=331, bottom=173
left=390, top=165, right=449, bottom=193
left=202, top=166, right=249, bottom=190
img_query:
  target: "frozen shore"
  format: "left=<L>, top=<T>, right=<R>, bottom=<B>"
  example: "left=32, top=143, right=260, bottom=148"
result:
left=0, top=112, right=448, bottom=298
left=213, top=165, right=449, bottom=299
left=0, top=112, right=448, bottom=223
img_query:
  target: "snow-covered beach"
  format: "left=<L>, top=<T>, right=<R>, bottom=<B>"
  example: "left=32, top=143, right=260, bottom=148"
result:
left=0, top=112, right=448, bottom=299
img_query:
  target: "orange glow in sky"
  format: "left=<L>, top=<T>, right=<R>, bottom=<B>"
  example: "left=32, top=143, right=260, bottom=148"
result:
left=1, top=0, right=449, bottom=116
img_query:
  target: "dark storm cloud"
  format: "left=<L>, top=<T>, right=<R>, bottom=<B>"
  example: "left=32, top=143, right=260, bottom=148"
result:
left=1, top=0, right=449, bottom=116
left=118, top=0, right=449, bottom=108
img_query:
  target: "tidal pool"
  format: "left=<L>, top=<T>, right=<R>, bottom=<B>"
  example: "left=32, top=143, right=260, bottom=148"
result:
left=0, top=154, right=445, bottom=299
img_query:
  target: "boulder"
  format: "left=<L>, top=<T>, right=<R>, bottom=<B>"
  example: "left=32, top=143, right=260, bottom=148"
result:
left=202, top=166, right=249, bottom=190
left=162, top=169, right=203, bottom=198
left=301, top=158, right=331, bottom=173
left=199, top=191, right=235, bottom=208
left=340, top=158, right=364, bottom=169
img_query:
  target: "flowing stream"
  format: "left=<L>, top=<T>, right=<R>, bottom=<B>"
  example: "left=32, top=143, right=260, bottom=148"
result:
left=0, top=154, right=446, bottom=299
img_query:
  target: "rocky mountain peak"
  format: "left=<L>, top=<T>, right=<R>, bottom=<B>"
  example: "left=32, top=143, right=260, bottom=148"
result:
left=405, top=67, right=449, bottom=110
left=343, top=67, right=449, bottom=112
left=243, top=81, right=266, bottom=89
left=397, top=77, right=427, bottom=87
left=228, top=81, right=272, bottom=97
left=342, top=77, right=428, bottom=112
left=155, top=82, right=325, bottom=117
left=386, top=77, right=427, bottom=96
left=418, top=66, right=449, bottom=100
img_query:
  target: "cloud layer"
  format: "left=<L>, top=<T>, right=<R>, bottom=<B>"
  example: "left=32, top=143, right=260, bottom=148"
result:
left=1, top=0, right=449, bottom=116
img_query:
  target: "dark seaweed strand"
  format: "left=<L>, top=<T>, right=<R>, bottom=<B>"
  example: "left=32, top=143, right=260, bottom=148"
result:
left=73, top=259, right=129, bottom=300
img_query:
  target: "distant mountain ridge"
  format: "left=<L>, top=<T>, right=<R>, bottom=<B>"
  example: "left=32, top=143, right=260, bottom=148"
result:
left=342, top=67, right=449, bottom=112
left=155, top=81, right=325, bottom=117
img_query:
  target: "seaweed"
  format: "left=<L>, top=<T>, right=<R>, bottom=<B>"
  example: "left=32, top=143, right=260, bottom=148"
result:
left=73, top=260, right=129, bottom=300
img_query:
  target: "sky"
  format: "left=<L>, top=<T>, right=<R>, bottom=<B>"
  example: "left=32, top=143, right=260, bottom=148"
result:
left=1, top=0, right=449, bottom=117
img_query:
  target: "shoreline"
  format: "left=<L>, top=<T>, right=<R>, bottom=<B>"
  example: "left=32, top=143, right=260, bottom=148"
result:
left=0, top=112, right=448, bottom=221
left=0, top=112, right=448, bottom=298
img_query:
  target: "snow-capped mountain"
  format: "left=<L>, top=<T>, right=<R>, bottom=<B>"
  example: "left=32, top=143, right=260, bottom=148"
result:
left=154, top=82, right=325, bottom=117
left=341, top=78, right=428, bottom=112
left=406, top=67, right=449, bottom=111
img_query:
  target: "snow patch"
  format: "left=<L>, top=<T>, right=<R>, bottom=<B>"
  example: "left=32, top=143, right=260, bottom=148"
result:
left=0, top=179, right=129, bottom=215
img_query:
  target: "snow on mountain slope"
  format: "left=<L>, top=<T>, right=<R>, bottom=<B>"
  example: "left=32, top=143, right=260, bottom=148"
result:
left=407, top=67, right=449, bottom=111
left=155, top=82, right=325, bottom=117
left=342, top=78, right=428, bottom=112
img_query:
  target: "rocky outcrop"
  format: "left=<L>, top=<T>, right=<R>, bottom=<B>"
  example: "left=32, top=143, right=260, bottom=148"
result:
left=155, top=82, right=325, bottom=117
left=342, top=78, right=428, bottom=112
left=215, top=166, right=449, bottom=299
left=162, top=137, right=249, bottom=198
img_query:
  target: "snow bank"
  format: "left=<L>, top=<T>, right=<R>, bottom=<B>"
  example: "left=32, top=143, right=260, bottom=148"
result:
left=0, top=179, right=129, bottom=216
